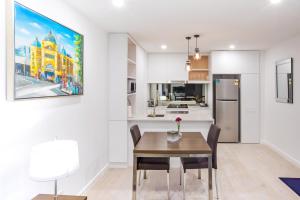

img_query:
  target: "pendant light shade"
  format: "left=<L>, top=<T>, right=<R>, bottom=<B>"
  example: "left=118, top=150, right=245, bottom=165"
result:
left=194, top=35, right=202, bottom=60
left=185, top=36, right=191, bottom=71
left=186, top=60, right=191, bottom=71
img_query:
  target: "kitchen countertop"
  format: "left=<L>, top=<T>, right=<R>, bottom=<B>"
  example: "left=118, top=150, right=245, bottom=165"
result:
left=128, top=106, right=214, bottom=122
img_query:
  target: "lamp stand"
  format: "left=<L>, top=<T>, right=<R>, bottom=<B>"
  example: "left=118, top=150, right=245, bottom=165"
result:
left=54, top=179, right=58, bottom=200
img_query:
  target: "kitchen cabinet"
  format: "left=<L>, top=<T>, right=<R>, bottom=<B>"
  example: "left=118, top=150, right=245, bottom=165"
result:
left=148, top=54, right=168, bottom=82
left=189, top=55, right=209, bottom=81
left=108, top=34, right=128, bottom=121
left=166, top=54, right=188, bottom=81
left=108, top=34, right=137, bottom=164
left=148, top=53, right=187, bottom=82
left=211, top=51, right=260, bottom=74
left=211, top=51, right=261, bottom=143
left=241, top=74, right=260, bottom=143
left=148, top=54, right=212, bottom=82
left=109, top=121, right=128, bottom=163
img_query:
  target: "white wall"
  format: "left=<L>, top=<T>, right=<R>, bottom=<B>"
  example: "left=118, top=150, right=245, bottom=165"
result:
left=261, top=34, right=300, bottom=165
left=0, top=0, right=108, bottom=199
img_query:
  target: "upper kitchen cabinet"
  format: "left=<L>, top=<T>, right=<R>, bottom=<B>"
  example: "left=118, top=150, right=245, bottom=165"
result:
left=189, top=55, right=209, bottom=81
left=167, top=54, right=188, bottom=81
left=148, top=53, right=187, bottom=82
left=147, top=54, right=168, bottom=83
left=211, top=51, right=260, bottom=74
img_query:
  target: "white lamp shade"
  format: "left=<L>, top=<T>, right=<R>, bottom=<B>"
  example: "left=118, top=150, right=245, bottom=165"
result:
left=29, top=140, right=79, bottom=181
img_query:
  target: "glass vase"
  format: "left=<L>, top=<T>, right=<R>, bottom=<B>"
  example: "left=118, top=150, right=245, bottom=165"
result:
left=178, top=125, right=182, bottom=138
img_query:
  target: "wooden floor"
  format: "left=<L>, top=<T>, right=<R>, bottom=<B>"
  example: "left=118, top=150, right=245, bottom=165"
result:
left=84, top=144, right=300, bottom=200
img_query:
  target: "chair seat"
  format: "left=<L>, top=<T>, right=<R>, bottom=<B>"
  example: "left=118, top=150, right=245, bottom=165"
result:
left=138, top=157, right=170, bottom=171
left=181, top=157, right=210, bottom=172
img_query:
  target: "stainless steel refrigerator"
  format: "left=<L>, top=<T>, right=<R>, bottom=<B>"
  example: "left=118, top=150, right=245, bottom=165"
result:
left=213, top=75, right=240, bottom=143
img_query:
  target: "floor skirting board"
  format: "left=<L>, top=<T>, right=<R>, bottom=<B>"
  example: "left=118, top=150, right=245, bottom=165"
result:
left=78, top=164, right=109, bottom=195
left=262, top=140, right=300, bottom=168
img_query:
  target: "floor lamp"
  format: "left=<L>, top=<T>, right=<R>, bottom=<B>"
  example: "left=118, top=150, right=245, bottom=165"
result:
left=29, top=140, right=79, bottom=200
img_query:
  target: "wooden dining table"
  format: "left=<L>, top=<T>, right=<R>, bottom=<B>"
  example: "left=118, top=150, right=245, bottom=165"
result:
left=132, top=132, right=213, bottom=200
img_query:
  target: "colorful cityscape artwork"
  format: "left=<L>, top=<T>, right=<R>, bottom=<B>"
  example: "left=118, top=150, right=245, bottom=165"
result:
left=14, top=2, right=84, bottom=99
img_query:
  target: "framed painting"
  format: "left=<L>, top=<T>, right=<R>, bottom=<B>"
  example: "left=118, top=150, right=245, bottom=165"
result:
left=7, top=1, right=84, bottom=100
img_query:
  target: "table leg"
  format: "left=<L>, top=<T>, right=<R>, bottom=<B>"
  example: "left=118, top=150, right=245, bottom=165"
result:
left=132, top=155, right=137, bottom=200
left=208, top=155, right=213, bottom=200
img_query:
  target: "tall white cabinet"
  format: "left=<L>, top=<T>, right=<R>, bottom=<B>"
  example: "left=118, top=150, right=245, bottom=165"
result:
left=240, top=74, right=260, bottom=143
left=108, top=34, right=136, bottom=164
left=211, top=51, right=261, bottom=143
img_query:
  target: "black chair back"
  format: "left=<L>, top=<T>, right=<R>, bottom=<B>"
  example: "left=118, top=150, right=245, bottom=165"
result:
left=130, top=125, right=141, bottom=147
left=207, top=124, right=221, bottom=169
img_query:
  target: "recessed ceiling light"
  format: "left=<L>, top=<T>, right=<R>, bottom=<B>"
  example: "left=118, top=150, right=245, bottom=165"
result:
left=229, top=45, right=236, bottom=50
left=112, top=0, right=125, bottom=7
left=161, top=44, right=167, bottom=50
left=270, top=0, right=282, bottom=4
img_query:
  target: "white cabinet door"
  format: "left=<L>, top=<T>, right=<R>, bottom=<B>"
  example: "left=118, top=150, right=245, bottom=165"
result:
left=148, top=54, right=187, bottom=82
left=136, top=46, right=148, bottom=114
left=166, top=54, right=187, bottom=81
left=109, top=121, right=128, bottom=163
left=241, top=74, right=260, bottom=143
left=108, top=34, right=128, bottom=121
left=148, top=54, right=168, bottom=82
left=211, top=51, right=260, bottom=74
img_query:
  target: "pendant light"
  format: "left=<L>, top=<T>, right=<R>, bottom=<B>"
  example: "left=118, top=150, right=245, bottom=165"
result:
left=194, top=35, right=202, bottom=60
left=185, top=36, right=191, bottom=71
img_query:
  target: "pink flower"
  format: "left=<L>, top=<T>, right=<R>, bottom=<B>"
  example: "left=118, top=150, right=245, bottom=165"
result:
left=175, top=117, right=182, bottom=123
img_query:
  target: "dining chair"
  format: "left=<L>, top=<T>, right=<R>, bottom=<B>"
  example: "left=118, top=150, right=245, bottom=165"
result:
left=130, top=125, right=170, bottom=198
left=180, top=124, right=221, bottom=199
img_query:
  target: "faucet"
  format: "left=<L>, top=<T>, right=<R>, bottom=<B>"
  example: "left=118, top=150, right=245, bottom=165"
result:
left=153, top=103, right=156, bottom=116
left=147, top=100, right=156, bottom=117
left=148, top=85, right=159, bottom=117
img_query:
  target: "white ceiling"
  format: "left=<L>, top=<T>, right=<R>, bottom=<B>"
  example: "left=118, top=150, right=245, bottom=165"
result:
left=64, top=0, right=300, bottom=53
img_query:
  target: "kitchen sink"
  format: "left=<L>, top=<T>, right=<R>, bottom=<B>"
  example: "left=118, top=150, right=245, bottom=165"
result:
left=147, top=114, right=165, bottom=118
left=167, top=104, right=188, bottom=109
left=168, top=111, right=189, bottom=114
